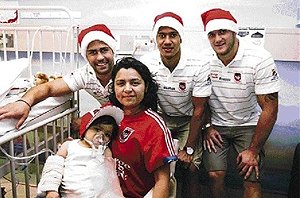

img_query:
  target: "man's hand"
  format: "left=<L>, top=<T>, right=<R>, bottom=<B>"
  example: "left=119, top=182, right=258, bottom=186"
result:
left=177, top=149, right=193, bottom=168
left=0, top=101, right=30, bottom=129
left=203, top=127, right=223, bottom=153
left=236, top=149, right=260, bottom=180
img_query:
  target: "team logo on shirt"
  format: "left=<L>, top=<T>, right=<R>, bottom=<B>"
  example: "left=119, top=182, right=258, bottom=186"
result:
left=179, top=81, right=186, bottom=91
left=234, top=73, right=241, bottom=83
left=119, top=127, right=134, bottom=143
left=211, top=73, right=218, bottom=79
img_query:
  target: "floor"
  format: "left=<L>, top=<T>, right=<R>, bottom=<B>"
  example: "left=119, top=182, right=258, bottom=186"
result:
left=1, top=178, right=37, bottom=198
left=0, top=182, right=289, bottom=198
left=198, top=184, right=288, bottom=198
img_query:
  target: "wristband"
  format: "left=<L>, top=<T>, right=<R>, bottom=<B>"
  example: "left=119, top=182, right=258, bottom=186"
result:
left=16, top=99, right=31, bottom=110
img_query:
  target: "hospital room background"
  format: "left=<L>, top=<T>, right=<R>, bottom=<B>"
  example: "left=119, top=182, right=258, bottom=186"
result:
left=0, top=0, right=299, bottom=197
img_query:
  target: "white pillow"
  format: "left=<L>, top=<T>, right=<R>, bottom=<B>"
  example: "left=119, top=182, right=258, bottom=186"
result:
left=0, top=58, right=29, bottom=102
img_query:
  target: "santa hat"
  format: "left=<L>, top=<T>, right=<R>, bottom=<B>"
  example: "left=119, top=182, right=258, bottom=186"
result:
left=78, top=24, right=117, bottom=61
left=152, top=12, right=184, bottom=39
left=201, top=8, right=238, bottom=34
left=79, top=105, right=124, bottom=138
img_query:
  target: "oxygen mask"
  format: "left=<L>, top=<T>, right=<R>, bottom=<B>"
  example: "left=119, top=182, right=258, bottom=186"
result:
left=84, top=130, right=111, bottom=157
left=92, top=133, right=110, bottom=149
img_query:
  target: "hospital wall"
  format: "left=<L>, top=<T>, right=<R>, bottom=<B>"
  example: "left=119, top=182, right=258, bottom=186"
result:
left=2, top=0, right=299, bottom=61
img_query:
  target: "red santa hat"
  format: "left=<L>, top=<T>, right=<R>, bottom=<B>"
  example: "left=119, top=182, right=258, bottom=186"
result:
left=201, top=8, right=238, bottom=34
left=152, top=12, right=184, bottom=39
left=78, top=24, right=117, bottom=61
left=79, top=105, right=124, bottom=138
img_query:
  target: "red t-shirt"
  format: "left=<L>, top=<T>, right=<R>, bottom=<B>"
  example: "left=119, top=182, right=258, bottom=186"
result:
left=112, top=108, right=176, bottom=198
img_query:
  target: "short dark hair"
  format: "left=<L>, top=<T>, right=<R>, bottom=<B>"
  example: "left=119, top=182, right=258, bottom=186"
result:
left=109, top=57, right=158, bottom=112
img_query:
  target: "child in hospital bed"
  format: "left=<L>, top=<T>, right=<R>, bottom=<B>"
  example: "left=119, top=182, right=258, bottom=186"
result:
left=36, top=105, right=124, bottom=198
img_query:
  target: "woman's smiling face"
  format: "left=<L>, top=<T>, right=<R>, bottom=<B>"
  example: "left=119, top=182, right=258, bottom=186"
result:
left=114, top=68, right=146, bottom=114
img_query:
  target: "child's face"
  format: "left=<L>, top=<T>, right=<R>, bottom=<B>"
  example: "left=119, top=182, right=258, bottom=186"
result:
left=85, top=123, right=114, bottom=147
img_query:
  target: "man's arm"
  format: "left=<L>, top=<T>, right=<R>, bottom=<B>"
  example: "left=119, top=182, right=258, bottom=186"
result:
left=249, top=92, right=279, bottom=153
left=203, top=104, right=223, bottom=153
left=0, top=78, right=72, bottom=129
left=237, top=92, right=279, bottom=179
left=177, top=96, right=209, bottom=163
left=22, top=78, right=72, bottom=106
left=187, top=96, right=209, bottom=148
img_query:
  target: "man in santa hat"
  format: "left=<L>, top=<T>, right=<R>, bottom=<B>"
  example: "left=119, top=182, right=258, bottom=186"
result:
left=0, top=24, right=117, bottom=129
left=200, top=8, right=280, bottom=198
left=140, top=12, right=212, bottom=198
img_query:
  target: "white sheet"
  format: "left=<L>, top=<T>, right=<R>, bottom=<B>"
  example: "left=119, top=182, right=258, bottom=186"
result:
left=0, top=94, right=73, bottom=136
left=0, top=58, right=29, bottom=103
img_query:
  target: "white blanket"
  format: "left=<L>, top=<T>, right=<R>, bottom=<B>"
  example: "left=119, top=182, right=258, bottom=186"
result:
left=0, top=94, right=72, bottom=135
left=0, top=58, right=29, bottom=103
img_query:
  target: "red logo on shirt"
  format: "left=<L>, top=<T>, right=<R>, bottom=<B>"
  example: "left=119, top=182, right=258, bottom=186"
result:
left=211, top=73, right=218, bottom=79
left=119, top=127, right=134, bottom=143
left=234, top=73, right=241, bottom=83
left=179, top=81, right=186, bottom=91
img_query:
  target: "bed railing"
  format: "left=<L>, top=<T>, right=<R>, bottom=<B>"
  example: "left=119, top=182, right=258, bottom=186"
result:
left=0, top=6, right=79, bottom=77
left=0, top=6, right=79, bottom=198
left=0, top=105, right=77, bottom=197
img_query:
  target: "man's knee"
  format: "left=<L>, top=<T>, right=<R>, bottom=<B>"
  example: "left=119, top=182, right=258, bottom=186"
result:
left=208, top=171, right=226, bottom=182
left=243, top=181, right=261, bottom=189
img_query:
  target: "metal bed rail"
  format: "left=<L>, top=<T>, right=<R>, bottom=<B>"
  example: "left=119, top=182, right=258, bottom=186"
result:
left=0, top=106, right=78, bottom=198
left=0, top=6, right=80, bottom=198
left=0, top=6, right=78, bottom=77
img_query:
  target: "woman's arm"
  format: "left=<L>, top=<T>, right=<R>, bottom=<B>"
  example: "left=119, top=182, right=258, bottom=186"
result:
left=152, top=164, right=170, bottom=198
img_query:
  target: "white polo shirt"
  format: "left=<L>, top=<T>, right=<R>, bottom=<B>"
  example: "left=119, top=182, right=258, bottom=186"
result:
left=140, top=48, right=211, bottom=117
left=63, top=63, right=111, bottom=105
left=203, top=39, right=280, bottom=126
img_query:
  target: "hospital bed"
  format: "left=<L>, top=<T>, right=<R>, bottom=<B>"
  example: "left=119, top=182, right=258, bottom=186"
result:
left=0, top=6, right=79, bottom=197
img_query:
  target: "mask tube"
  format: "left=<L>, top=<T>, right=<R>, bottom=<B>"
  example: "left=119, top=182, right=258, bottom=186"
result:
left=84, top=134, right=110, bottom=156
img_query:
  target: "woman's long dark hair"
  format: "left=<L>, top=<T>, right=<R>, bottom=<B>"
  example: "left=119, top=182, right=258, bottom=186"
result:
left=109, top=57, right=158, bottom=112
